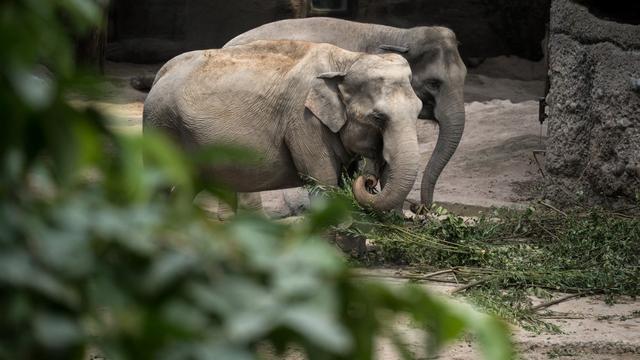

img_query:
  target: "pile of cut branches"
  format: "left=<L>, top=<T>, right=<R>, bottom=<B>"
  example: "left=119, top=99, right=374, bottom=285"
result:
left=316, top=181, right=640, bottom=332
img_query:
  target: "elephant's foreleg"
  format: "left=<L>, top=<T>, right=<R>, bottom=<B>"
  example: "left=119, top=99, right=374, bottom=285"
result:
left=215, top=193, right=238, bottom=221
left=237, top=192, right=265, bottom=216
left=192, top=191, right=236, bottom=221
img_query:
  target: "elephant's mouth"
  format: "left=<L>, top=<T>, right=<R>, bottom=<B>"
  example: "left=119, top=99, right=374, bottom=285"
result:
left=363, top=174, right=379, bottom=194
left=419, top=94, right=436, bottom=121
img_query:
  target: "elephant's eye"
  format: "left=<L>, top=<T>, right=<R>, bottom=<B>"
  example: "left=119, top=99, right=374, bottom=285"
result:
left=370, top=112, right=388, bottom=129
left=425, top=79, right=442, bottom=91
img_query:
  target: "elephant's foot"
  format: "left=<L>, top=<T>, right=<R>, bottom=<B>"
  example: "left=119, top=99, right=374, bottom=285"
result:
left=409, top=201, right=431, bottom=216
left=237, top=192, right=266, bottom=217
left=193, top=191, right=234, bottom=221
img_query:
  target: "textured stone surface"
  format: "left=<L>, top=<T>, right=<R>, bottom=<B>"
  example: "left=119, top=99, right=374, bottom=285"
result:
left=545, top=0, right=640, bottom=205
left=550, top=0, right=640, bottom=50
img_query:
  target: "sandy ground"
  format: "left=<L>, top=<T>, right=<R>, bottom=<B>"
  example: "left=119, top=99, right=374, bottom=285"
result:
left=359, top=269, right=640, bottom=360
left=93, top=58, right=639, bottom=359
left=414, top=98, right=545, bottom=211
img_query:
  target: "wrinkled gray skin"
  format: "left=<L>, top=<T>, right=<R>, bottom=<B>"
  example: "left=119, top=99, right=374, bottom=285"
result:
left=144, top=40, right=422, bottom=211
left=225, top=17, right=467, bottom=206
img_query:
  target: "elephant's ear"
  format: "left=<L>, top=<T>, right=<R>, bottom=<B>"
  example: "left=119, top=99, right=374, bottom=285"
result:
left=378, top=44, right=410, bottom=54
left=305, top=72, right=347, bottom=133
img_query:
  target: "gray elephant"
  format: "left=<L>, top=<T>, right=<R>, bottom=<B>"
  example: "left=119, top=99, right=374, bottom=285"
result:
left=143, top=40, right=422, bottom=211
left=225, top=17, right=467, bottom=206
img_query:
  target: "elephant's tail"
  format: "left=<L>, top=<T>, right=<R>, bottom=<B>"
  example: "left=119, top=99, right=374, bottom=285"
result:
left=131, top=50, right=202, bottom=93
left=130, top=73, right=156, bottom=92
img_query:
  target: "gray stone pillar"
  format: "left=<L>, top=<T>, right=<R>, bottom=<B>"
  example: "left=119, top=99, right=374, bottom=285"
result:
left=545, top=0, right=640, bottom=205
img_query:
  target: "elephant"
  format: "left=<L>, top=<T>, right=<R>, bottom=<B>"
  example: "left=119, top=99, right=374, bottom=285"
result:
left=224, top=17, right=467, bottom=206
left=143, top=40, right=423, bottom=211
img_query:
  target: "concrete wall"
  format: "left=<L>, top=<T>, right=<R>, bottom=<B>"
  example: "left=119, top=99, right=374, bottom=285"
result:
left=545, top=0, right=640, bottom=205
left=107, top=0, right=290, bottom=62
left=182, top=1, right=290, bottom=50
left=354, top=0, right=549, bottom=61
left=110, top=0, right=186, bottom=40
left=108, top=0, right=549, bottom=63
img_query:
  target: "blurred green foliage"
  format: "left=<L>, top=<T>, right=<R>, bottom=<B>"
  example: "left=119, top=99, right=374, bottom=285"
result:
left=0, top=1, right=513, bottom=359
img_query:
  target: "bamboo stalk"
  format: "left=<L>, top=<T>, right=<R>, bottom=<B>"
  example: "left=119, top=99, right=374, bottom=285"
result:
left=421, top=268, right=458, bottom=279
left=531, top=293, right=586, bottom=311
left=451, top=279, right=488, bottom=294
left=354, top=269, right=460, bottom=283
left=538, top=201, right=567, bottom=218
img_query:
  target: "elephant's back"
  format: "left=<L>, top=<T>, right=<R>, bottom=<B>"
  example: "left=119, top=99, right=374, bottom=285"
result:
left=202, top=41, right=314, bottom=77
left=169, top=42, right=318, bottom=117
left=147, top=47, right=275, bottom=114
left=154, top=42, right=312, bottom=93
left=152, top=50, right=203, bottom=87
left=145, top=50, right=206, bottom=117
left=224, top=17, right=376, bottom=51
left=146, top=42, right=316, bottom=147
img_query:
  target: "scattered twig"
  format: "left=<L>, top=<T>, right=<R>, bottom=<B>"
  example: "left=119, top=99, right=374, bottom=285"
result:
left=357, top=273, right=462, bottom=285
left=354, top=269, right=461, bottom=284
left=531, top=293, right=586, bottom=312
left=539, top=313, right=586, bottom=320
left=538, top=200, right=567, bottom=218
left=615, top=205, right=639, bottom=212
left=533, top=219, right=561, bottom=241
left=609, top=212, right=638, bottom=220
left=575, top=158, right=593, bottom=186
left=418, top=278, right=461, bottom=285
left=532, top=150, right=546, bottom=178
left=421, top=268, right=458, bottom=280
left=452, top=271, right=460, bottom=284
left=354, top=272, right=431, bottom=281
left=451, top=278, right=488, bottom=294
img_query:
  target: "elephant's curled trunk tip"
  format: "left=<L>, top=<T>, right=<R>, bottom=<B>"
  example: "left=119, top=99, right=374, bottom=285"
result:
left=352, top=175, right=378, bottom=208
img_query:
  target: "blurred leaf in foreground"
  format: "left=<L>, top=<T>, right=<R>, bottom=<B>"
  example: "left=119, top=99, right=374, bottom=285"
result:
left=0, top=1, right=514, bottom=359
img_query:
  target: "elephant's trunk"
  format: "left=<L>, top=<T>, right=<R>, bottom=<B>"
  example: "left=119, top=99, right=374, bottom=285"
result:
left=353, top=123, right=419, bottom=211
left=420, top=102, right=465, bottom=206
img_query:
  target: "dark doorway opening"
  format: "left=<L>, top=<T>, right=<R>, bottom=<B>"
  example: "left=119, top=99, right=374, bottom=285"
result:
left=574, top=0, right=640, bottom=25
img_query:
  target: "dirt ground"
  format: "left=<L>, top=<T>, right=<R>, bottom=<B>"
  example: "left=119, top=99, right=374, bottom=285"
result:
left=358, top=269, right=640, bottom=360
left=94, top=58, right=639, bottom=359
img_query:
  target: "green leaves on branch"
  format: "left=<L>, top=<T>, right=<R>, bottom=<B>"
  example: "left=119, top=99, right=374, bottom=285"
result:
left=2, top=181, right=515, bottom=359
left=340, top=198, right=640, bottom=332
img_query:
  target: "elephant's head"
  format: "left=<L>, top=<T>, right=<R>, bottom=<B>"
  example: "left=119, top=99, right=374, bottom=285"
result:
left=379, top=27, right=467, bottom=206
left=305, top=53, right=422, bottom=211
